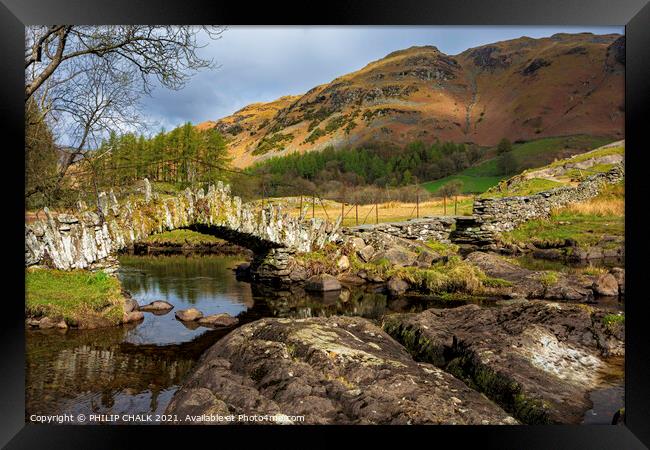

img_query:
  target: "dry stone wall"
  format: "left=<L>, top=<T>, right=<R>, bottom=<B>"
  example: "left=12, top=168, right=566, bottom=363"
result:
left=343, top=217, right=457, bottom=243
left=25, top=180, right=340, bottom=270
left=452, top=164, right=624, bottom=245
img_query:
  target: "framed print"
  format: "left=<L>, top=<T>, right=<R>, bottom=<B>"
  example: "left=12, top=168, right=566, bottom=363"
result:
left=2, top=0, right=650, bottom=447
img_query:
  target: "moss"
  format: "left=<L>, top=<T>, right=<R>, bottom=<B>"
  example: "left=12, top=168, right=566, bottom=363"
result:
left=424, top=240, right=459, bottom=256
left=481, top=178, right=564, bottom=199
left=602, top=313, right=624, bottom=331
left=537, top=271, right=560, bottom=287
left=26, top=268, right=125, bottom=326
left=481, top=277, right=513, bottom=288
left=142, top=229, right=225, bottom=245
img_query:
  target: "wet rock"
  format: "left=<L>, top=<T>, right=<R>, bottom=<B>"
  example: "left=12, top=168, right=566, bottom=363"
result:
left=123, top=298, right=140, bottom=314
left=175, top=308, right=204, bottom=322
left=336, top=255, right=350, bottom=270
left=383, top=301, right=624, bottom=424
left=139, top=300, right=174, bottom=312
left=305, top=274, right=342, bottom=292
left=592, top=273, right=619, bottom=297
left=166, top=316, right=517, bottom=424
left=38, top=317, right=58, bottom=329
left=609, top=268, right=625, bottom=295
left=357, top=245, right=375, bottom=262
left=123, top=311, right=144, bottom=323
left=234, top=262, right=251, bottom=280
left=387, top=276, right=409, bottom=297
left=198, top=313, right=239, bottom=328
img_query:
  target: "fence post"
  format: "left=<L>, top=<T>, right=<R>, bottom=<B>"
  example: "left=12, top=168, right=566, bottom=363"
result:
left=300, top=195, right=303, bottom=213
left=341, top=201, right=344, bottom=222
left=312, top=195, right=315, bottom=219
left=355, top=204, right=359, bottom=225
left=454, top=195, right=458, bottom=215
left=375, top=202, right=378, bottom=224
left=416, top=192, right=419, bottom=219
left=443, top=196, right=447, bottom=215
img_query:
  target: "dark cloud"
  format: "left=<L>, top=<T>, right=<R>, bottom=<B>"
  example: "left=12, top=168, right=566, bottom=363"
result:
left=139, top=25, right=623, bottom=134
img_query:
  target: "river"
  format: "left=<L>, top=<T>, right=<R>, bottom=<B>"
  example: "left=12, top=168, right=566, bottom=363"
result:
left=25, top=253, right=623, bottom=424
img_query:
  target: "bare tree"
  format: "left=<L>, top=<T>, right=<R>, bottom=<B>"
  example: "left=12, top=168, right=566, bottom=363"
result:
left=24, top=25, right=225, bottom=203
left=25, top=25, right=225, bottom=102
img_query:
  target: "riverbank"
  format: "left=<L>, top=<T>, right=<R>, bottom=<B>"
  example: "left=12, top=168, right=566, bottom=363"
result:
left=26, top=268, right=128, bottom=329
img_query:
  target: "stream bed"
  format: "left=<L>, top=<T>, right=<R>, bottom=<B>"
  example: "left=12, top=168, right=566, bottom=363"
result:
left=25, top=254, right=624, bottom=424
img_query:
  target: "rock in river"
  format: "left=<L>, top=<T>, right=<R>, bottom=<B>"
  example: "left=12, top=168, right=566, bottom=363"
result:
left=165, top=316, right=517, bottom=425
left=592, top=273, right=619, bottom=297
left=304, top=273, right=341, bottom=292
left=383, top=301, right=624, bottom=424
left=139, top=300, right=174, bottom=312
left=198, top=313, right=239, bottom=328
left=175, top=308, right=204, bottom=322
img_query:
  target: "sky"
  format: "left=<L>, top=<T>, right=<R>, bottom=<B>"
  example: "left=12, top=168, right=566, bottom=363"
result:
left=140, top=26, right=623, bottom=134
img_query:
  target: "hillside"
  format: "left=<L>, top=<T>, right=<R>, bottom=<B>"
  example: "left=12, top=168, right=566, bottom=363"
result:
left=198, top=33, right=624, bottom=168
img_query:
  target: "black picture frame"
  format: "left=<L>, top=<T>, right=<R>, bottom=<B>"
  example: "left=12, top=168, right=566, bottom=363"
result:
left=2, top=1, right=649, bottom=447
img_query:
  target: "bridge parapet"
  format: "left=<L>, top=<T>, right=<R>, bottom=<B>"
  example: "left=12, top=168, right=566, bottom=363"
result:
left=25, top=180, right=340, bottom=270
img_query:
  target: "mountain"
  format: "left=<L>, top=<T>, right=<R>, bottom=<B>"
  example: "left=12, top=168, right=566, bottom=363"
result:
left=197, top=33, right=624, bottom=168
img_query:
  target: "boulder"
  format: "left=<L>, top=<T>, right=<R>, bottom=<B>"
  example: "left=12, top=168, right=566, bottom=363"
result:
left=38, top=317, right=57, bottom=329
left=123, top=311, right=144, bottom=323
left=139, top=300, right=174, bottom=312
left=305, top=274, right=342, bottom=292
left=383, top=301, right=624, bottom=424
left=198, top=313, right=239, bottom=328
left=373, top=247, right=417, bottom=267
left=357, top=245, right=375, bottom=263
left=337, top=273, right=366, bottom=286
left=593, top=273, right=619, bottom=296
left=165, top=316, right=517, bottom=425
left=123, top=298, right=140, bottom=314
left=415, top=249, right=441, bottom=267
left=609, top=268, right=625, bottom=295
left=336, top=255, right=350, bottom=271
left=289, top=265, right=308, bottom=282
left=387, top=276, right=409, bottom=297
left=175, top=308, right=204, bottom=322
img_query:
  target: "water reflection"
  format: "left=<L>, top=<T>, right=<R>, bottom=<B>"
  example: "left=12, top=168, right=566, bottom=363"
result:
left=28, top=254, right=449, bottom=418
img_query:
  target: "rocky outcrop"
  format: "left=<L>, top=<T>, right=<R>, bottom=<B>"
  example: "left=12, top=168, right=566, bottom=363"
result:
left=165, top=316, right=517, bottom=424
left=383, top=301, right=624, bottom=424
left=25, top=180, right=340, bottom=270
left=465, top=251, right=594, bottom=301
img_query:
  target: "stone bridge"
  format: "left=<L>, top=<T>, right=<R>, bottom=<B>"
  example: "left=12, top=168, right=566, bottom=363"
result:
left=25, top=180, right=340, bottom=271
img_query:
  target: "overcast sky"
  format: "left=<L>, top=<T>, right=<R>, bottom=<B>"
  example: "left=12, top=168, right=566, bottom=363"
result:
left=140, top=26, right=623, bottom=134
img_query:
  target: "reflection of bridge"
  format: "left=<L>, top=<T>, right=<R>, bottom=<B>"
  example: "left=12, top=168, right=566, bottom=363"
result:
left=25, top=180, right=340, bottom=270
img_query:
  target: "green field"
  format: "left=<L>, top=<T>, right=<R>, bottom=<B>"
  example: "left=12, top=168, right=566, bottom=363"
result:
left=422, top=135, right=614, bottom=195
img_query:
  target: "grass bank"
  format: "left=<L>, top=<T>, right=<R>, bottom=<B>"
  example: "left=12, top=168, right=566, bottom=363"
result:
left=26, top=268, right=125, bottom=328
left=500, top=182, right=624, bottom=248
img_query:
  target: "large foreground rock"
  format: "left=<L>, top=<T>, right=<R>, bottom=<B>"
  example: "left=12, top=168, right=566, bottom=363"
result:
left=383, top=301, right=624, bottom=424
left=165, top=316, right=517, bottom=425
